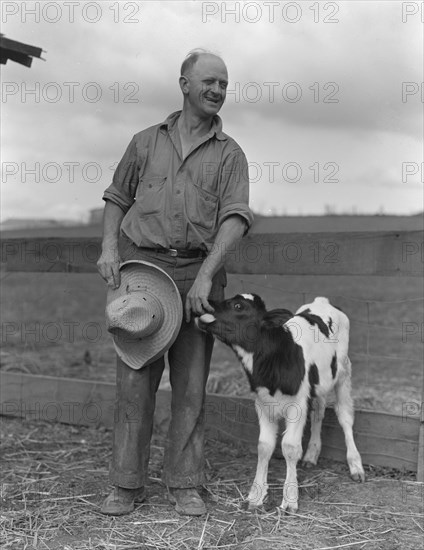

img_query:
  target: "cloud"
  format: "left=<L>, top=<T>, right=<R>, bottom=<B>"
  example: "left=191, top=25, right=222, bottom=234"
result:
left=219, top=2, right=422, bottom=137
left=1, top=1, right=422, bottom=220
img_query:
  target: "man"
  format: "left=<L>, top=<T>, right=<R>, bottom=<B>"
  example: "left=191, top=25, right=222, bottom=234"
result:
left=97, top=49, right=253, bottom=516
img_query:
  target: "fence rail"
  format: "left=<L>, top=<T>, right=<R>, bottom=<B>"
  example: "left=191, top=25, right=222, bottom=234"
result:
left=0, top=232, right=423, bottom=480
left=0, top=372, right=420, bottom=474
left=1, top=231, right=423, bottom=276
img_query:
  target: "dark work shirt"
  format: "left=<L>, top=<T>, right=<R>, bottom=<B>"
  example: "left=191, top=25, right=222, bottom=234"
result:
left=103, top=110, right=253, bottom=250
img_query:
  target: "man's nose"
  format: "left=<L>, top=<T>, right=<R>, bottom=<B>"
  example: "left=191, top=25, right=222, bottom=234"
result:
left=209, top=82, right=221, bottom=95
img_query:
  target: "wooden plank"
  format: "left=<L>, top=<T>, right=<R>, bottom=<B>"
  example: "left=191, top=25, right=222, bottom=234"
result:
left=203, top=396, right=420, bottom=471
left=0, top=37, right=43, bottom=58
left=0, top=238, right=100, bottom=273
left=417, top=376, right=424, bottom=482
left=416, top=423, right=424, bottom=482
left=1, top=50, right=33, bottom=67
left=1, top=232, right=422, bottom=276
left=0, top=372, right=116, bottom=426
left=0, top=372, right=419, bottom=473
left=223, top=231, right=423, bottom=277
left=319, top=409, right=419, bottom=471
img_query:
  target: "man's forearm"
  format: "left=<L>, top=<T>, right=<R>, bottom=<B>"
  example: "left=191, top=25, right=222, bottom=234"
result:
left=198, top=215, right=247, bottom=279
left=102, top=200, right=126, bottom=250
left=97, top=201, right=126, bottom=288
left=182, top=215, right=247, bottom=320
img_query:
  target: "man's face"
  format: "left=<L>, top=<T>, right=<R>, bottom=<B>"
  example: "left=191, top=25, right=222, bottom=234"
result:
left=182, top=55, right=228, bottom=118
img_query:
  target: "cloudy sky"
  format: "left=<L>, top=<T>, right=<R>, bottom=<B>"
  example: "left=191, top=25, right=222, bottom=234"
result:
left=1, top=0, right=423, bottom=221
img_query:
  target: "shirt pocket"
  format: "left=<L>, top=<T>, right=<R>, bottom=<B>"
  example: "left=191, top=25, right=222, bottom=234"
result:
left=186, top=183, right=219, bottom=230
left=135, top=176, right=167, bottom=216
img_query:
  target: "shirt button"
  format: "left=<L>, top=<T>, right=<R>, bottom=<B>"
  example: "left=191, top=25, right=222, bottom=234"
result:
left=176, top=190, right=181, bottom=195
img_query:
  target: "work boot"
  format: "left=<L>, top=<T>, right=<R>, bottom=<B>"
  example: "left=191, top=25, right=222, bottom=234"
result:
left=100, top=486, right=146, bottom=515
left=168, top=487, right=206, bottom=516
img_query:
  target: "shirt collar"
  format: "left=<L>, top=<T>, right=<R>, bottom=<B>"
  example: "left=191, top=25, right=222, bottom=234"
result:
left=160, top=110, right=227, bottom=141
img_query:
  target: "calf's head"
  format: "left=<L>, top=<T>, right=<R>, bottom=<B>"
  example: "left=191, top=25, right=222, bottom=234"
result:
left=196, top=293, right=267, bottom=351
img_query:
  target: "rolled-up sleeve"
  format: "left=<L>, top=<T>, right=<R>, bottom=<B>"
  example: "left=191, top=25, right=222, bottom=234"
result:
left=102, top=137, right=141, bottom=213
left=218, top=148, right=254, bottom=232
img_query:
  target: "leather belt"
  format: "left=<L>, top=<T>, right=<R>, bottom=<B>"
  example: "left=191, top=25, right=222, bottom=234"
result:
left=140, top=247, right=207, bottom=259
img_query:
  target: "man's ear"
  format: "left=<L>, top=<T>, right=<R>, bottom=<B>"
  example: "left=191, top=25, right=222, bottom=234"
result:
left=179, top=75, right=189, bottom=94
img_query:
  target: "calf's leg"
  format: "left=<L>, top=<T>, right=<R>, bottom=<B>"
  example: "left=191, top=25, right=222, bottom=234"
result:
left=334, top=358, right=365, bottom=482
left=247, top=398, right=278, bottom=508
left=280, top=402, right=307, bottom=513
left=302, top=395, right=326, bottom=467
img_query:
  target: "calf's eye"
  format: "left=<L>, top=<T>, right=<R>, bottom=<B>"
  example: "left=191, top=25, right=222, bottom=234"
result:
left=234, top=303, right=242, bottom=310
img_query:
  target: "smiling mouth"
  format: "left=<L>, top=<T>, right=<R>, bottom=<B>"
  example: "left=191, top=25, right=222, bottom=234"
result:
left=204, top=97, right=221, bottom=104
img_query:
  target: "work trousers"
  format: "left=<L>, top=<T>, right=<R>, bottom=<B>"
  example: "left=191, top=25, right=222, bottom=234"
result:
left=109, top=239, right=225, bottom=489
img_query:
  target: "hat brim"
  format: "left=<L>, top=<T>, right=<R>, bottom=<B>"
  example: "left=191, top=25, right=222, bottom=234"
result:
left=106, top=260, right=183, bottom=369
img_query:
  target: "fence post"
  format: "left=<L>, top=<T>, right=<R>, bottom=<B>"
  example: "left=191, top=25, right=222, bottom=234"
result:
left=417, top=378, right=424, bottom=482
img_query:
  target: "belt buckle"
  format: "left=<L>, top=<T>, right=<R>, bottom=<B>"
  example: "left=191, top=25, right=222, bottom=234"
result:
left=169, top=248, right=178, bottom=257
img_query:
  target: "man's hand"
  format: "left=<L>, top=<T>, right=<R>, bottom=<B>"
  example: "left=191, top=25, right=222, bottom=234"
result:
left=97, top=247, right=121, bottom=289
left=185, top=216, right=247, bottom=322
left=185, top=273, right=214, bottom=323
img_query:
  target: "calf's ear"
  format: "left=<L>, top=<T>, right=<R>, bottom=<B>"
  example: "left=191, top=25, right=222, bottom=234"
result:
left=253, top=295, right=267, bottom=310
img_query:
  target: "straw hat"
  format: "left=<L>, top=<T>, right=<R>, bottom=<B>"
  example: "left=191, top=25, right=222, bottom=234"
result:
left=105, top=260, right=183, bottom=369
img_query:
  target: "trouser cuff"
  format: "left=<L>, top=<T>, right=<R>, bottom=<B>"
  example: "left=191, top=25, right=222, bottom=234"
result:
left=110, top=468, right=147, bottom=489
left=162, top=472, right=206, bottom=488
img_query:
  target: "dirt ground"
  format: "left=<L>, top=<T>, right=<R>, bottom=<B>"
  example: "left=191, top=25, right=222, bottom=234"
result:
left=1, top=416, right=423, bottom=550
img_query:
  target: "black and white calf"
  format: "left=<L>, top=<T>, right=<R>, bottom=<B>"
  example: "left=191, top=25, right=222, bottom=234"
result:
left=197, top=293, right=365, bottom=513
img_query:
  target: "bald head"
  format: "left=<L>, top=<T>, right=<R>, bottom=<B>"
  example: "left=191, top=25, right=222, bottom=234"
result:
left=181, top=49, right=227, bottom=78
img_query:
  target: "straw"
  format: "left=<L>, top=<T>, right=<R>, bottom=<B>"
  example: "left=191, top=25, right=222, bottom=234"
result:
left=1, top=417, right=422, bottom=550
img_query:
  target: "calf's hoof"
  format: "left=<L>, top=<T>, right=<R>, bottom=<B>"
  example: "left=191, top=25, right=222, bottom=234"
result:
left=302, top=460, right=316, bottom=469
left=280, top=499, right=298, bottom=515
left=242, top=500, right=264, bottom=512
left=351, top=471, right=366, bottom=483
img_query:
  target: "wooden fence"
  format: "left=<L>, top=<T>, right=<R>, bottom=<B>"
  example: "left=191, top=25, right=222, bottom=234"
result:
left=1, top=232, right=423, bottom=480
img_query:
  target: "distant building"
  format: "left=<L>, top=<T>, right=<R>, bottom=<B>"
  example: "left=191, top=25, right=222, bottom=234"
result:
left=1, top=219, right=61, bottom=231
left=89, top=208, right=103, bottom=225
left=0, top=218, right=81, bottom=232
